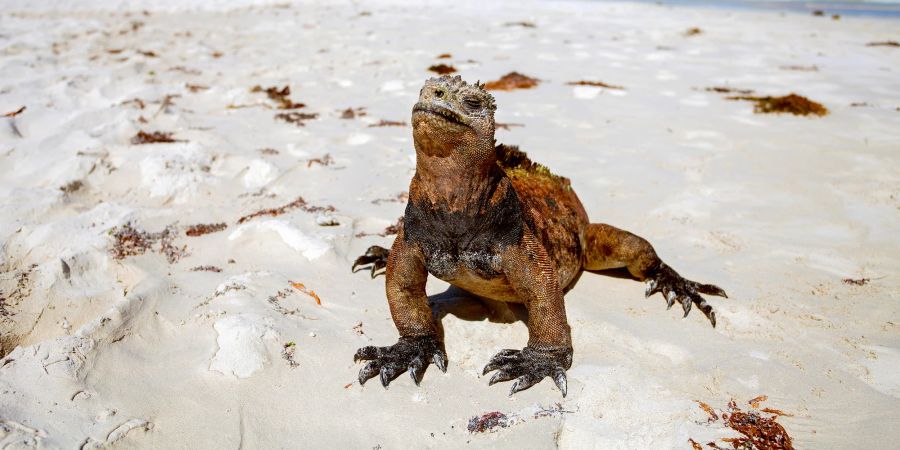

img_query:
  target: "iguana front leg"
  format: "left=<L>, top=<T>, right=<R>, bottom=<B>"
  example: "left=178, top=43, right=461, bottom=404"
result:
left=354, top=232, right=447, bottom=387
left=482, top=228, right=572, bottom=397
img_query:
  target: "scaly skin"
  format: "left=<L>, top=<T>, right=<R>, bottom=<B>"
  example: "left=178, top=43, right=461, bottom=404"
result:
left=353, top=75, right=727, bottom=396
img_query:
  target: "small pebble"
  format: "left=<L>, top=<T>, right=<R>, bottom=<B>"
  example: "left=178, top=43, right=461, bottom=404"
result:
left=309, top=332, right=317, bottom=337
left=315, top=214, right=339, bottom=226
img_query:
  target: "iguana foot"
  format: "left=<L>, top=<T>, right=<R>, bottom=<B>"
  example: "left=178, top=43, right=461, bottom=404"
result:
left=354, top=335, right=447, bottom=387
left=352, top=245, right=390, bottom=278
left=482, top=346, right=572, bottom=397
left=645, top=262, right=727, bottom=327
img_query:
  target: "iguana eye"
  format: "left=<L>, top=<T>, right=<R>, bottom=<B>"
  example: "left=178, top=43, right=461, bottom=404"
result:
left=463, top=97, right=481, bottom=110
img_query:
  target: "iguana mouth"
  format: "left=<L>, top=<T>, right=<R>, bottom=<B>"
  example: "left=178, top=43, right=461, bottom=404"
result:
left=412, top=103, right=471, bottom=128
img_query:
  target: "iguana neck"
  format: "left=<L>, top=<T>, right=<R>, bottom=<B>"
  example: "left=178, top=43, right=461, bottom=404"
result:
left=411, top=139, right=501, bottom=211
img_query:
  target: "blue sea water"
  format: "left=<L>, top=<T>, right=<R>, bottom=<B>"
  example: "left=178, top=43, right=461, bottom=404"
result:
left=592, top=0, right=900, bottom=18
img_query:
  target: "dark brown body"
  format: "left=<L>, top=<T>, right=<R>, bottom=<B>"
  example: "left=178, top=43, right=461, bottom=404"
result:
left=419, top=145, right=590, bottom=304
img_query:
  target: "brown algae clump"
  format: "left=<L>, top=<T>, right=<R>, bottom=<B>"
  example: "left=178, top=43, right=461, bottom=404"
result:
left=484, top=72, right=540, bottom=91
left=427, top=64, right=457, bottom=75
left=728, top=93, right=828, bottom=116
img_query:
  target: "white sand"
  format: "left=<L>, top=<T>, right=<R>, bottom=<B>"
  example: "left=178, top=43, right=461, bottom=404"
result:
left=1, top=0, right=899, bottom=448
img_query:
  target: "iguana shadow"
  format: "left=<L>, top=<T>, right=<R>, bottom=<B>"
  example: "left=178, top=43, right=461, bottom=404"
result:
left=428, top=268, right=638, bottom=339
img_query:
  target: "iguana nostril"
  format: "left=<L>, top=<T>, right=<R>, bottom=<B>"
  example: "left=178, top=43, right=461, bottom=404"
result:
left=434, top=88, right=444, bottom=98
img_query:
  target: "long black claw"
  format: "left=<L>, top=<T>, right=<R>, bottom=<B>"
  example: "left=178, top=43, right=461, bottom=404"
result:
left=509, top=374, right=541, bottom=396
left=645, top=279, right=659, bottom=298
left=358, top=361, right=381, bottom=386
left=680, top=296, right=692, bottom=317
left=665, top=290, right=675, bottom=310
left=433, top=349, right=448, bottom=373
left=552, top=369, right=568, bottom=397
left=697, top=283, right=728, bottom=298
left=409, top=357, right=425, bottom=385
left=482, top=362, right=501, bottom=376
left=482, top=349, right=519, bottom=375
left=370, top=259, right=387, bottom=278
left=489, top=370, right=515, bottom=385
left=379, top=363, right=404, bottom=388
left=354, top=346, right=378, bottom=362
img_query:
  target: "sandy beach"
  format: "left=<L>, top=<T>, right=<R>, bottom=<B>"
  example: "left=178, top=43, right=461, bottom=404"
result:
left=1, top=0, right=899, bottom=448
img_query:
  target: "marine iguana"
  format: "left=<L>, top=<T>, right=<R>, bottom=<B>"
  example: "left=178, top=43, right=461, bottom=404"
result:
left=352, top=75, right=727, bottom=396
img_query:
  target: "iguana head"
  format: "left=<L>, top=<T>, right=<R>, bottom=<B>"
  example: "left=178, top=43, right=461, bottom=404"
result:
left=411, top=75, right=497, bottom=160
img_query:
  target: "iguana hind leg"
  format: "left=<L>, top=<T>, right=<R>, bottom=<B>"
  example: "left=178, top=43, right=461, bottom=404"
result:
left=583, top=223, right=727, bottom=326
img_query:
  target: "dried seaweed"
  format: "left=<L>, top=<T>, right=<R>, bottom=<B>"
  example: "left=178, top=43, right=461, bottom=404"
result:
left=748, top=395, right=768, bottom=408
left=169, top=66, right=201, bottom=75
left=467, top=412, right=511, bottom=433
left=0, top=264, right=36, bottom=320
left=185, top=222, right=227, bottom=237
left=109, top=223, right=186, bottom=263
left=251, top=85, right=305, bottom=109
left=532, top=403, right=574, bottom=419
left=567, top=80, right=624, bottom=90
left=727, top=94, right=828, bottom=116
left=282, top=342, right=299, bottom=368
left=3, top=106, right=25, bottom=137
left=237, top=196, right=335, bottom=224
left=779, top=65, right=818, bottom=72
left=307, top=154, right=334, bottom=168
left=371, top=192, right=409, bottom=205
left=153, top=94, right=180, bottom=117
left=259, top=148, right=279, bottom=155
left=290, top=281, right=322, bottom=306
left=428, top=63, right=457, bottom=75
left=866, top=41, right=900, bottom=47
left=706, top=86, right=754, bottom=95
left=842, top=277, right=870, bottom=286
left=190, top=265, right=222, bottom=273
left=368, top=119, right=407, bottom=127
left=121, top=98, right=145, bottom=109
left=275, top=112, right=318, bottom=126
left=436, top=53, right=452, bottom=59
left=131, top=130, right=182, bottom=144
left=692, top=398, right=794, bottom=450
left=340, top=107, right=367, bottom=119
left=355, top=217, right=403, bottom=237
left=504, top=21, right=536, bottom=28
left=684, top=27, right=702, bottom=37
left=484, top=72, right=540, bottom=91
left=268, top=288, right=300, bottom=315
left=2, top=106, right=25, bottom=118
left=186, top=83, right=209, bottom=92
left=696, top=400, right=719, bottom=422
left=60, top=180, right=84, bottom=194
